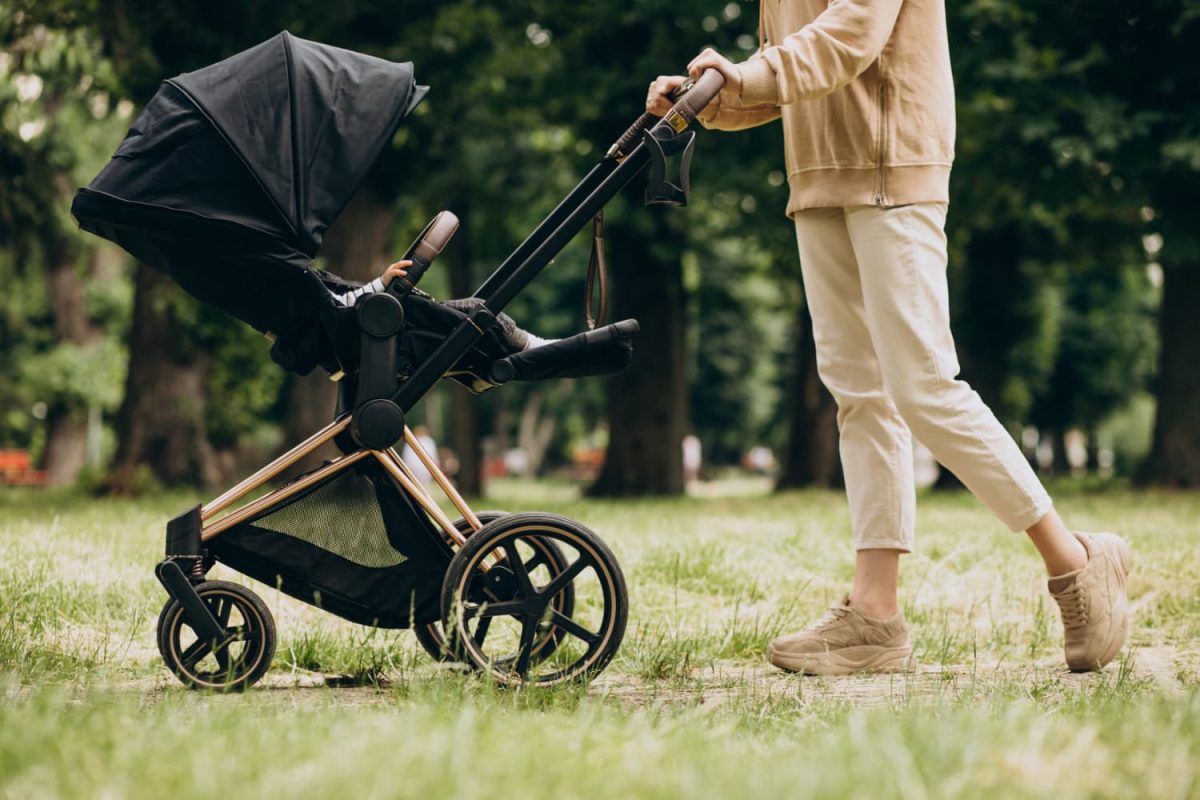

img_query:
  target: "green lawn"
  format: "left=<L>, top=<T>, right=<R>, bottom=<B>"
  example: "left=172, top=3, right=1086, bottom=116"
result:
left=2, top=481, right=1199, bottom=799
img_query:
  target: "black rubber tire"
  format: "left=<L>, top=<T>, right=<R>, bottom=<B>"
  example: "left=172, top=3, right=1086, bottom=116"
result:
left=440, top=512, right=627, bottom=687
left=156, top=580, right=276, bottom=692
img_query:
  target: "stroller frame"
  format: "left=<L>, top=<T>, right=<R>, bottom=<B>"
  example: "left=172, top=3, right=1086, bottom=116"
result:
left=148, top=68, right=727, bottom=690
left=200, top=420, right=479, bottom=548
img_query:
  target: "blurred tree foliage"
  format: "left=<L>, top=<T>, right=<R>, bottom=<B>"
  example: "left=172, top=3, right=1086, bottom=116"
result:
left=0, top=2, right=130, bottom=484
left=2, top=0, right=1194, bottom=492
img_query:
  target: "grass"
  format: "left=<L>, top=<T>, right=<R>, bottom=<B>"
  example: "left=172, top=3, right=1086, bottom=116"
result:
left=2, top=480, right=1199, bottom=798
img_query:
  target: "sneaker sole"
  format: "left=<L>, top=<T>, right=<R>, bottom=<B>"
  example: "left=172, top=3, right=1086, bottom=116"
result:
left=768, top=644, right=913, bottom=676
left=1069, top=533, right=1133, bottom=672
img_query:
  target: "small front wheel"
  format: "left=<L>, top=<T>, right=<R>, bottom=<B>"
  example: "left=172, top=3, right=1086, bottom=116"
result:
left=156, top=580, right=275, bottom=691
left=441, top=512, right=627, bottom=686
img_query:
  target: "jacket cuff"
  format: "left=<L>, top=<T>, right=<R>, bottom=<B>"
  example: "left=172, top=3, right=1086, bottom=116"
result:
left=737, top=58, right=779, bottom=106
left=696, top=90, right=722, bottom=124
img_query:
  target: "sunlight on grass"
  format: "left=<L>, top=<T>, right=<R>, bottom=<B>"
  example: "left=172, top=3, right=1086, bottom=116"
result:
left=1, top=481, right=1198, bottom=798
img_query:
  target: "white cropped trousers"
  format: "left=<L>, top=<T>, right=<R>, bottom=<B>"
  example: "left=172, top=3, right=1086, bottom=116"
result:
left=794, top=203, right=1053, bottom=551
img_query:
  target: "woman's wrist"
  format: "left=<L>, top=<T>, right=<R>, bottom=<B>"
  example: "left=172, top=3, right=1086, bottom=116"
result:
left=737, top=57, right=779, bottom=105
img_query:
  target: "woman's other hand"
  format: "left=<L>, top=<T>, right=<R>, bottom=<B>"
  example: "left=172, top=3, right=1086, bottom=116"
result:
left=646, top=75, right=687, bottom=116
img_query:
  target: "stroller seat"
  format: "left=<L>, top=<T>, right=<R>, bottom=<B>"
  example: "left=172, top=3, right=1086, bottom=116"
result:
left=267, top=253, right=639, bottom=396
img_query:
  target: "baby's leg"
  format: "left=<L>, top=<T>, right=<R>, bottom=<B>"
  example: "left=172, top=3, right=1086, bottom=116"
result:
left=441, top=298, right=557, bottom=351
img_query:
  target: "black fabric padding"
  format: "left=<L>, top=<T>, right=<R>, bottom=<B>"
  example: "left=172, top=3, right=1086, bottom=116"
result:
left=207, top=459, right=451, bottom=628
left=506, top=326, right=635, bottom=381
left=210, top=526, right=445, bottom=627
left=72, top=31, right=425, bottom=336
left=96, top=83, right=296, bottom=243
left=170, top=31, right=420, bottom=253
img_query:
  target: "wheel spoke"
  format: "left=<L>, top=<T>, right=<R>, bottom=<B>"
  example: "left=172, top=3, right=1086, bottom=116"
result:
left=501, top=541, right=535, bottom=596
left=212, top=596, right=233, bottom=627
left=228, top=625, right=261, bottom=643
left=180, top=638, right=212, bottom=670
left=214, top=641, right=231, bottom=674
left=473, top=616, right=492, bottom=647
left=514, top=614, right=539, bottom=679
left=482, top=600, right=527, bottom=619
left=464, top=600, right=525, bottom=620
left=523, top=549, right=547, bottom=574
left=549, top=609, right=600, bottom=645
left=541, top=556, right=591, bottom=602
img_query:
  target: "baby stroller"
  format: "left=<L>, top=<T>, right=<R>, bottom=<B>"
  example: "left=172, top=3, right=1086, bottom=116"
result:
left=72, top=32, right=723, bottom=689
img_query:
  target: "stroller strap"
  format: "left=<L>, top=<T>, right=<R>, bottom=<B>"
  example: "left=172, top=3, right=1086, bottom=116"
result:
left=585, top=211, right=608, bottom=330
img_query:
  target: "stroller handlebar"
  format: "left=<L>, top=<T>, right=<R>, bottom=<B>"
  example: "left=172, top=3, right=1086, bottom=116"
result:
left=606, top=68, right=726, bottom=160
left=670, top=69, right=726, bottom=124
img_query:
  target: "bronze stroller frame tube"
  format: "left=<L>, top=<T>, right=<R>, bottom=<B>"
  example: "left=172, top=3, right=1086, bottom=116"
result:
left=198, top=421, right=472, bottom=549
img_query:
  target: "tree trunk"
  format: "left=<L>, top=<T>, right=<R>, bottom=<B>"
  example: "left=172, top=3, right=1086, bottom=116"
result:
left=776, top=301, right=842, bottom=490
left=588, top=212, right=687, bottom=497
left=43, top=411, right=89, bottom=486
left=1052, top=426, right=1071, bottom=477
left=40, top=180, right=102, bottom=486
left=1085, top=425, right=1101, bottom=474
left=1142, top=263, right=1200, bottom=486
left=105, top=264, right=220, bottom=493
left=445, top=211, right=485, bottom=497
left=277, top=187, right=394, bottom=477
left=517, top=387, right=559, bottom=478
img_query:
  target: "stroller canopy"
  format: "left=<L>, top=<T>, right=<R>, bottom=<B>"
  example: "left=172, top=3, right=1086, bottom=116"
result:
left=72, top=32, right=427, bottom=335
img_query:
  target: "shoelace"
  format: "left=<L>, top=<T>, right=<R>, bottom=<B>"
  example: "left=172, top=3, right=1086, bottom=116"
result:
left=1053, top=582, right=1089, bottom=628
left=810, top=604, right=852, bottom=632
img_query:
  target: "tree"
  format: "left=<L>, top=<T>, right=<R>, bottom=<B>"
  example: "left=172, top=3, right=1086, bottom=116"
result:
left=957, top=0, right=1200, bottom=484
left=0, top=5, right=129, bottom=485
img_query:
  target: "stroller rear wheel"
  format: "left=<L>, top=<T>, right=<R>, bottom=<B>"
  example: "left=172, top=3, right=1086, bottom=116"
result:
left=415, top=511, right=575, bottom=667
left=441, top=512, right=627, bottom=686
left=156, top=580, right=276, bottom=692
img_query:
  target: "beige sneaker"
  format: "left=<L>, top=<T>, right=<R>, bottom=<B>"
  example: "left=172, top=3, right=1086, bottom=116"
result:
left=768, top=595, right=912, bottom=675
left=1048, top=532, right=1132, bottom=672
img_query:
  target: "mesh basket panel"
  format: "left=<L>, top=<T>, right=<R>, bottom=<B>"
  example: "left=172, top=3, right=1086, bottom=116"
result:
left=207, top=459, right=451, bottom=628
left=243, top=465, right=404, bottom=568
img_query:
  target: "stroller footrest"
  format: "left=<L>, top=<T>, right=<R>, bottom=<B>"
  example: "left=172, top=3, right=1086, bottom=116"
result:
left=490, top=318, right=639, bottom=384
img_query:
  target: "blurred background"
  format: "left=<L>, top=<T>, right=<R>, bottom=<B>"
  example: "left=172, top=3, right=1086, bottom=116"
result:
left=1, top=0, right=1196, bottom=498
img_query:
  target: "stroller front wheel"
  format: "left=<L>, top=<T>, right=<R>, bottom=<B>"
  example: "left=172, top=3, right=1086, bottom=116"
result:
left=441, top=512, right=627, bottom=686
left=156, top=580, right=276, bottom=692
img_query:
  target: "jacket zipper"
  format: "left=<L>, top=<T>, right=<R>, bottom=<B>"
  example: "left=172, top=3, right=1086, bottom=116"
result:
left=874, top=82, right=888, bottom=206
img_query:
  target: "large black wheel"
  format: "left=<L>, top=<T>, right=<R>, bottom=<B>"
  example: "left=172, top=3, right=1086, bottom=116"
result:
left=414, top=511, right=575, bottom=668
left=441, top=512, right=627, bottom=686
left=156, top=580, right=276, bottom=692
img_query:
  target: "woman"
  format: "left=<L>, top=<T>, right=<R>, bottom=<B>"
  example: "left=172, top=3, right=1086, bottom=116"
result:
left=647, top=0, right=1130, bottom=674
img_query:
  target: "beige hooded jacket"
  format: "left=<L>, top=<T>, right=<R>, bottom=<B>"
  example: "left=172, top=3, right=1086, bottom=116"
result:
left=698, top=0, right=956, bottom=215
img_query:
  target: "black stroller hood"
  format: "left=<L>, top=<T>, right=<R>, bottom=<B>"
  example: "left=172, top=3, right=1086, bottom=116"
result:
left=72, top=32, right=427, bottom=335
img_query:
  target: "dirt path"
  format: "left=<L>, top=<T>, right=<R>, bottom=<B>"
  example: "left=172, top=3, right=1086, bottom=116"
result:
left=101, top=643, right=1195, bottom=711
left=591, top=644, right=1198, bottom=709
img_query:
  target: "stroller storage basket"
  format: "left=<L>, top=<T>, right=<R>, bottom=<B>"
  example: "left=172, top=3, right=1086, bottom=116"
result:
left=207, top=458, right=450, bottom=628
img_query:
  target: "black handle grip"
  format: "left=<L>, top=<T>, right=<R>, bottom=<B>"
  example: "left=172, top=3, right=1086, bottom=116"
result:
left=669, top=69, right=725, bottom=125
left=606, top=69, right=726, bottom=160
